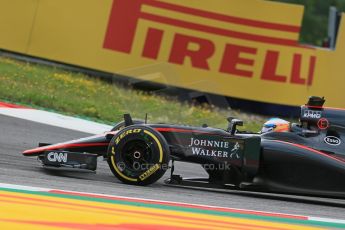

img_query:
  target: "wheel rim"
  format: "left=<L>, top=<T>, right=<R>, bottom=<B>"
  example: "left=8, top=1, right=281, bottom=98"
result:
left=121, top=139, right=154, bottom=171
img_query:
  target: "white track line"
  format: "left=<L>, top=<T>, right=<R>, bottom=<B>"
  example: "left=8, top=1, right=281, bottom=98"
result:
left=0, top=182, right=49, bottom=192
left=0, top=107, right=112, bottom=134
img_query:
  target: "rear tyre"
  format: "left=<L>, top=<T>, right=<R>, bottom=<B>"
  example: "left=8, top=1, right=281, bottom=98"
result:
left=107, top=125, right=170, bottom=185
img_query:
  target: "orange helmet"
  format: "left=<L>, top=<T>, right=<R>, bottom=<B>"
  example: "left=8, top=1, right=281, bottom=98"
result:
left=261, top=118, right=290, bottom=133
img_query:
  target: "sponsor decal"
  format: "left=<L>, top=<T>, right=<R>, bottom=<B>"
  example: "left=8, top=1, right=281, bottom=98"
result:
left=229, top=142, right=240, bottom=159
left=115, top=129, right=142, bottom=144
left=317, top=118, right=329, bottom=130
left=139, top=163, right=160, bottom=180
left=302, top=110, right=322, bottom=119
left=188, top=138, right=240, bottom=159
left=103, top=0, right=316, bottom=86
left=324, top=136, right=341, bottom=146
left=47, top=152, right=68, bottom=163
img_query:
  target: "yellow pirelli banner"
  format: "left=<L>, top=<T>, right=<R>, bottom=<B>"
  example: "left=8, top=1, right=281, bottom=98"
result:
left=0, top=0, right=344, bottom=107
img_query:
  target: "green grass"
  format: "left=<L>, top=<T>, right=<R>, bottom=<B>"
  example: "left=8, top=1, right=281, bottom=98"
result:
left=0, top=57, right=265, bottom=131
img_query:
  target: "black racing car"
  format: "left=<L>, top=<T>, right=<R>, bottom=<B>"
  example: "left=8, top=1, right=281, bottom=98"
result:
left=23, top=96, right=345, bottom=198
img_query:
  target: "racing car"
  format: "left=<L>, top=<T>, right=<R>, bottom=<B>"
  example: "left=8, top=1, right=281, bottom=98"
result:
left=22, top=96, right=345, bottom=198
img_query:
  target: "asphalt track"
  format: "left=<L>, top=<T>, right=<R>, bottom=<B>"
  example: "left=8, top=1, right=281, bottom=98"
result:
left=1, top=114, right=345, bottom=220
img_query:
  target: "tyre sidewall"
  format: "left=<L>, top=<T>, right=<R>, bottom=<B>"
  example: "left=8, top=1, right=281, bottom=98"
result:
left=108, top=125, right=169, bottom=185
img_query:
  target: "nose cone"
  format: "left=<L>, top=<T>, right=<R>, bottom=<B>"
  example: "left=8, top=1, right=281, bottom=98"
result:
left=22, top=133, right=111, bottom=156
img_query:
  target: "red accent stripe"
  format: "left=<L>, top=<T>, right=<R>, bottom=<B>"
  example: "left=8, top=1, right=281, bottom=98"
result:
left=145, top=0, right=301, bottom=33
left=23, top=143, right=108, bottom=155
left=50, top=190, right=307, bottom=220
left=0, top=102, right=29, bottom=109
left=140, top=12, right=311, bottom=49
left=306, top=105, right=345, bottom=111
left=272, top=140, right=345, bottom=164
left=155, top=127, right=211, bottom=134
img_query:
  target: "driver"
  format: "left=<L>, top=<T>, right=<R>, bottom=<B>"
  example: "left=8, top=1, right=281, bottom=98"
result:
left=261, top=118, right=290, bottom=134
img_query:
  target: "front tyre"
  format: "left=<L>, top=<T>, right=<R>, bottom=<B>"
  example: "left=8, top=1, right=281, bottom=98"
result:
left=107, top=125, right=170, bottom=185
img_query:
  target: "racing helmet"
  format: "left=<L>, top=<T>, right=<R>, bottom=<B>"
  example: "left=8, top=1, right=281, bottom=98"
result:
left=261, top=118, right=290, bottom=133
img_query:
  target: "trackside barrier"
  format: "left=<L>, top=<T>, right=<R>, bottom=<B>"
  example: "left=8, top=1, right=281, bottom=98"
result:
left=0, top=0, right=344, bottom=108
